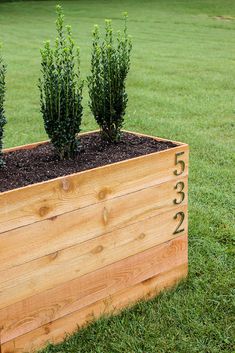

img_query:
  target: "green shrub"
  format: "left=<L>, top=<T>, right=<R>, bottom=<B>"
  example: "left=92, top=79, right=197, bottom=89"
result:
left=0, top=48, right=6, bottom=167
left=87, top=14, right=132, bottom=142
left=39, top=5, right=83, bottom=160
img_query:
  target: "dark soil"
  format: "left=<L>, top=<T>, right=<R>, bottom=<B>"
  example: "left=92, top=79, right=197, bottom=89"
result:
left=0, top=132, right=177, bottom=192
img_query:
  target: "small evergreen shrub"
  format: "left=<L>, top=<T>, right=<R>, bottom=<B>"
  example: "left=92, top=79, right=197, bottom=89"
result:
left=0, top=47, right=6, bottom=167
left=39, top=5, right=83, bottom=160
left=88, top=14, right=132, bottom=142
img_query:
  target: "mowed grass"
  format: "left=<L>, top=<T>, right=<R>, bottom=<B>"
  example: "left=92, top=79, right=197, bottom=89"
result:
left=0, top=1, right=234, bottom=352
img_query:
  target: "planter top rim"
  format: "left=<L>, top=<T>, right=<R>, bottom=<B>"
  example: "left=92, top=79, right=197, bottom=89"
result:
left=3, top=130, right=188, bottom=153
left=1, top=130, right=188, bottom=196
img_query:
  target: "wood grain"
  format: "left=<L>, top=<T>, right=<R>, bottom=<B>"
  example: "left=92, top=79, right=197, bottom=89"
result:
left=0, top=144, right=188, bottom=234
left=1, top=256, right=187, bottom=353
left=0, top=176, right=188, bottom=272
left=0, top=132, right=189, bottom=353
left=0, top=234, right=187, bottom=343
left=0, top=204, right=187, bottom=310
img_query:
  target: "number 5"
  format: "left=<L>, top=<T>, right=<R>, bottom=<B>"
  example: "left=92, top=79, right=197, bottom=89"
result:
left=174, top=152, right=185, bottom=176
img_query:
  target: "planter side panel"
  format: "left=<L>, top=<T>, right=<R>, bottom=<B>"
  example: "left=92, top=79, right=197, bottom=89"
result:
left=0, top=227, right=188, bottom=343
left=0, top=142, right=189, bottom=353
left=0, top=175, right=188, bottom=274
left=0, top=145, right=188, bottom=233
left=1, top=235, right=188, bottom=353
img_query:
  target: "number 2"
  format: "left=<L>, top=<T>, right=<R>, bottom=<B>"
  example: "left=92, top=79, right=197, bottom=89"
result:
left=173, top=212, right=185, bottom=234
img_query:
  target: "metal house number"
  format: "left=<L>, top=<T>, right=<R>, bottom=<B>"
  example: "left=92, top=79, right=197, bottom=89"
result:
left=174, top=151, right=185, bottom=176
left=173, top=212, right=185, bottom=235
left=173, top=181, right=185, bottom=205
left=173, top=151, right=185, bottom=235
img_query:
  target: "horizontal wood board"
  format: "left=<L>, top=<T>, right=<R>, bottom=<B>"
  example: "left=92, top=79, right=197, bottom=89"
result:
left=0, top=131, right=189, bottom=353
left=1, top=234, right=188, bottom=343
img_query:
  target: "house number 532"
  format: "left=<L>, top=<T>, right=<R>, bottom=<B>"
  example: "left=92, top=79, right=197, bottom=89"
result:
left=173, top=151, right=185, bottom=234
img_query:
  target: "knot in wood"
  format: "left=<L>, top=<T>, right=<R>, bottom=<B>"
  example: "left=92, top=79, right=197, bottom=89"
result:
left=39, top=206, right=50, bottom=217
left=61, top=178, right=71, bottom=192
left=102, top=207, right=109, bottom=224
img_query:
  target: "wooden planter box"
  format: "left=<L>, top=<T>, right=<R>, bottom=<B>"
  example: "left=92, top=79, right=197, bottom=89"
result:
left=0, top=131, right=189, bottom=353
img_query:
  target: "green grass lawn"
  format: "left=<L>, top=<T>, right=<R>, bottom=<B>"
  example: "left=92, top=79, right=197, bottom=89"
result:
left=0, top=0, right=234, bottom=352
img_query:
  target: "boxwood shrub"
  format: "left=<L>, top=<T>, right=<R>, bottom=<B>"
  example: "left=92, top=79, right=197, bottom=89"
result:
left=39, top=5, right=83, bottom=160
left=88, top=14, right=132, bottom=143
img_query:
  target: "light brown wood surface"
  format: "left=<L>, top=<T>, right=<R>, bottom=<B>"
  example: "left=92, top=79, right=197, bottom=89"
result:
left=1, top=246, right=187, bottom=353
left=0, top=234, right=187, bottom=343
left=0, top=132, right=189, bottom=353
left=0, top=144, right=188, bottom=234
left=0, top=176, right=188, bottom=272
left=0, top=203, right=188, bottom=310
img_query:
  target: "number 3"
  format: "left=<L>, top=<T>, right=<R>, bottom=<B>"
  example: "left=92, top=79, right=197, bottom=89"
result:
left=173, top=181, right=185, bottom=205
left=174, top=152, right=185, bottom=176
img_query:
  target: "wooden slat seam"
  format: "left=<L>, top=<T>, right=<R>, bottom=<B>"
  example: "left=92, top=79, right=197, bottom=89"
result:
left=0, top=174, right=188, bottom=237
left=0, top=231, right=187, bottom=316
left=2, top=262, right=188, bottom=345
left=0, top=203, right=188, bottom=276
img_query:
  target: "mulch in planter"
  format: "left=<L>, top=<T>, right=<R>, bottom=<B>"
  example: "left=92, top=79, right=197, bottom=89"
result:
left=0, top=132, right=177, bottom=192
